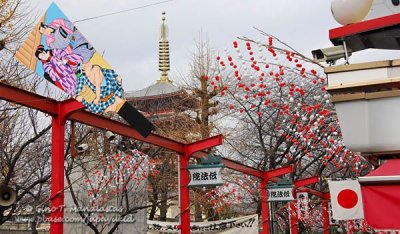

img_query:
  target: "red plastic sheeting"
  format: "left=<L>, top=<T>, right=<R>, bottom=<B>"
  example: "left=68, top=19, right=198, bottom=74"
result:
left=361, top=159, right=400, bottom=230
left=367, top=159, right=400, bottom=176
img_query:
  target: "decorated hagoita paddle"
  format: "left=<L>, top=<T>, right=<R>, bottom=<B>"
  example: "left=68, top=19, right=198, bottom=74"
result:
left=15, top=3, right=155, bottom=137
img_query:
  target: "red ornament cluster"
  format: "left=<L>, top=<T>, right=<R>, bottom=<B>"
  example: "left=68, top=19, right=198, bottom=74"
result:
left=210, top=38, right=369, bottom=175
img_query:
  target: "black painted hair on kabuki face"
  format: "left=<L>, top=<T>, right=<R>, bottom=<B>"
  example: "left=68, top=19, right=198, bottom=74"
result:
left=34, top=45, right=48, bottom=60
left=39, top=22, right=48, bottom=31
left=38, top=22, right=55, bottom=33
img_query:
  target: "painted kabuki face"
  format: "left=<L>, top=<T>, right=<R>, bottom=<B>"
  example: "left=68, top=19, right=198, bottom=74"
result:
left=39, top=25, right=53, bottom=35
left=38, top=51, right=50, bottom=61
left=82, top=63, right=92, bottom=72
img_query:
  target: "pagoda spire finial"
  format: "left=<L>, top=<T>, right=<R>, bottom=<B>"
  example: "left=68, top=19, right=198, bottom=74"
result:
left=158, top=11, right=171, bottom=83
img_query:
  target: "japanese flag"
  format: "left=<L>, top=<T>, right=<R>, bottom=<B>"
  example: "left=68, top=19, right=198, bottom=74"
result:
left=328, top=180, right=364, bottom=220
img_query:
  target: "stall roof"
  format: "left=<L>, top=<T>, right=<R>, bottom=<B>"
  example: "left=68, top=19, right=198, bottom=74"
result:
left=330, top=13, right=400, bottom=52
left=361, top=159, right=400, bottom=230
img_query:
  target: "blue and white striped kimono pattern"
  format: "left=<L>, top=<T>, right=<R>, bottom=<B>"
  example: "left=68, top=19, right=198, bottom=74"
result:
left=75, top=67, right=123, bottom=113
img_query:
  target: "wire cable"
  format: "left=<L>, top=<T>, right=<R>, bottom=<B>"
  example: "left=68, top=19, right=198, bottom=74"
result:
left=73, top=0, right=173, bottom=23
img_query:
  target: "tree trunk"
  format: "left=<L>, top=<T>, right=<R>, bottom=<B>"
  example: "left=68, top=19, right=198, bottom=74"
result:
left=159, top=190, right=168, bottom=221
left=206, top=205, right=216, bottom=221
left=149, top=191, right=158, bottom=220
left=256, top=199, right=261, bottom=214
left=194, top=202, right=203, bottom=221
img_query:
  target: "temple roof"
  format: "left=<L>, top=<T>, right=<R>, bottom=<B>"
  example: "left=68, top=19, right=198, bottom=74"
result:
left=125, top=81, right=183, bottom=100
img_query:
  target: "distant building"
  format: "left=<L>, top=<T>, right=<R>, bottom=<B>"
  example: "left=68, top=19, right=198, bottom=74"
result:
left=125, top=12, right=200, bottom=223
left=125, top=12, right=200, bottom=145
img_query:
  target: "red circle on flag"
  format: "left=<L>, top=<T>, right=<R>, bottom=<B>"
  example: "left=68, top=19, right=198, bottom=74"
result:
left=337, top=189, right=358, bottom=209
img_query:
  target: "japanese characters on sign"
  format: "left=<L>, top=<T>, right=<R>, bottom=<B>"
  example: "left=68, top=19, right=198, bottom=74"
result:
left=147, top=214, right=258, bottom=233
left=188, top=167, right=223, bottom=187
left=267, top=187, right=294, bottom=202
left=297, top=192, right=309, bottom=220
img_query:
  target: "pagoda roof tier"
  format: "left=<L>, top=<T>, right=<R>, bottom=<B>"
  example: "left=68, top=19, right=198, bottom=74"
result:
left=125, top=81, right=183, bottom=100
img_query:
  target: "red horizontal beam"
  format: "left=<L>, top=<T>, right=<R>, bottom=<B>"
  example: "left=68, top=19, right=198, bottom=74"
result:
left=69, top=111, right=186, bottom=154
left=185, top=135, right=223, bottom=156
left=294, top=176, right=323, bottom=199
left=192, top=151, right=264, bottom=178
left=297, top=186, right=325, bottom=198
left=0, top=82, right=58, bottom=115
left=269, top=176, right=325, bottom=198
left=0, top=83, right=272, bottom=179
left=265, top=165, right=293, bottom=180
left=0, top=83, right=188, bottom=153
left=59, top=99, right=85, bottom=121
left=294, top=176, right=319, bottom=188
left=222, top=158, right=264, bottom=178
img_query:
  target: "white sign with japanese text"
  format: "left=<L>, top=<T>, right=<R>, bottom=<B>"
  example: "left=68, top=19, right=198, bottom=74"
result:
left=148, top=214, right=258, bottom=233
left=188, top=167, right=223, bottom=187
left=297, top=192, right=309, bottom=220
left=268, top=187, right=294, bottom=202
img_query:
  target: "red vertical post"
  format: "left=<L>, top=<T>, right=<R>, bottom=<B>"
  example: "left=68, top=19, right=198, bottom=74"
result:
left=178, top=135, right=223, bottom=234
left=261, top=178, right=269, bottom=234
left=290, top=177, right=319, bottom=234
left=322, top=200, right=330, bottom=234
left=50, top=116, right=65, bottom=234
left=260, top=165, right=293, bottom=234
left=290, top=193, right=298, bottom=234
left=179, top=153, right=190, bottom=234
left=49, top=100, right=84, bottom=234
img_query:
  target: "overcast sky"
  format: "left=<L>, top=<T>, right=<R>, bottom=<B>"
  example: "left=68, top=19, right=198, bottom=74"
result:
left=27, top=0, right=400, bottom=92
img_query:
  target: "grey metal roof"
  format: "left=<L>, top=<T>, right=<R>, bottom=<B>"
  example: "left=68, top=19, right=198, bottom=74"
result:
left=125, top=81, right=182, bottom=99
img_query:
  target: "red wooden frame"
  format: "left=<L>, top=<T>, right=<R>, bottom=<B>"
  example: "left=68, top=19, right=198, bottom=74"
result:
left=290, top=177, right=319, bottom=234
left=0, top=82, right=330, bottom=234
